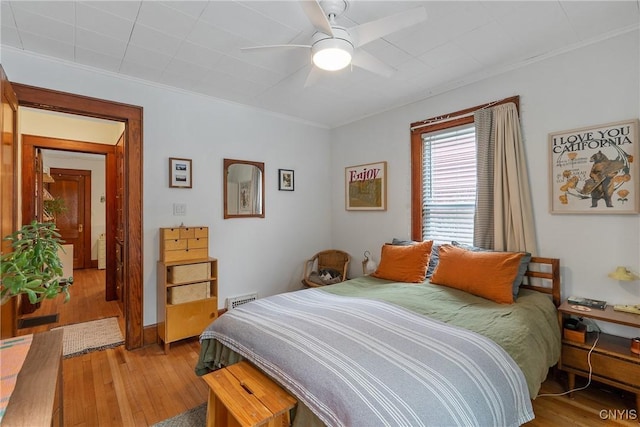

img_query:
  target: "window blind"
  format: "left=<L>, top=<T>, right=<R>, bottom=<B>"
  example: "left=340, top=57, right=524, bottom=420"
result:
left=422, top=124, right=476, bottom=245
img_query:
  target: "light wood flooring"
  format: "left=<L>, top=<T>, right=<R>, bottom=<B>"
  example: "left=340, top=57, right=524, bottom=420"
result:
left=17, top=269, right=208, bottom=426
left=15, top=269, right=638, bottom=426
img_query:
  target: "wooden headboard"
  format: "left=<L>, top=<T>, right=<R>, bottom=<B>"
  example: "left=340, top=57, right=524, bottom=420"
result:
left=520, top=257, right=561, bottom=307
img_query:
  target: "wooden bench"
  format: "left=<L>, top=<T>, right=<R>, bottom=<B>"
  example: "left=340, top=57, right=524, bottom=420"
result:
left=202, top=361, right=297, bottom=427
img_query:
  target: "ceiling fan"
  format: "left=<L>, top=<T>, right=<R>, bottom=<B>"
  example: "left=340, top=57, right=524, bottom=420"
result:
left=241, top=0, right=427, bottom=83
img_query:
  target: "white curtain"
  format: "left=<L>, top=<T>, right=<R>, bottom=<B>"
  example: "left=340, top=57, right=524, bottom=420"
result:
left=474, top=102, right=537, bottom=254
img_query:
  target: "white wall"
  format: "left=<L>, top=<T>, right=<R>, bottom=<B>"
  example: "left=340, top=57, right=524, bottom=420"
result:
left=3, top=49, right=333, bottom=326
left=21, top=107, right=125, bottom=144
left=331, top=31, right=640, bottom=337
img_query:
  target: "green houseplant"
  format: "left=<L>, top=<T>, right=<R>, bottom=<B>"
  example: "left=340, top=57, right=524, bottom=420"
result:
left=0, top=221, right=72, bottom=305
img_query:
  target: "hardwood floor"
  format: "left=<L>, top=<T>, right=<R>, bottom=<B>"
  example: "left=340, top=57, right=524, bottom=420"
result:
left=528, top=373, right=638, bottom=426
left=18, top=269, right=122, bottom=335
left=17, top=269, right=208, bottom=426
left=14, top=269, right=638, bottom=426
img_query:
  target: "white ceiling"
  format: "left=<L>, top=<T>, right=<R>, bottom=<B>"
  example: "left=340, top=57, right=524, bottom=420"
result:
left=2, top=1, right=639, bottom=128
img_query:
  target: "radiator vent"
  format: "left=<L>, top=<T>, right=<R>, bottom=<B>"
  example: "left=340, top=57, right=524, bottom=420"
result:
left=226, top=293, right=258, bottom=310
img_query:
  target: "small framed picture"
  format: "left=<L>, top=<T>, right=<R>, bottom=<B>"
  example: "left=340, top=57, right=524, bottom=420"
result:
left=169, top=157, right=192, bottom=188
left=278, top=169, right=294, bottom=191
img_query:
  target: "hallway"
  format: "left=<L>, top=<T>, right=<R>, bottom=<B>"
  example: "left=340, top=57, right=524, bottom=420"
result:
left=17, top=268, right=123, bottom=336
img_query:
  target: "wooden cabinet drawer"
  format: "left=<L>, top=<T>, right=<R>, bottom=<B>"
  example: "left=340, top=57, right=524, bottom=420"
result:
left=162, top=238, right=187, bottom=251
left=161, top=228, right=181, bottom=240
left=164, top=248, right=208, bottom=262
left=563, top=344, right=640, bottom=388
left=194, top=227, right=208, bottom=238
left=166, top=298, right=217, bottom=342
left=188, top=237, right=208, bottom=249
left=179, top=227, right=196, bottom=239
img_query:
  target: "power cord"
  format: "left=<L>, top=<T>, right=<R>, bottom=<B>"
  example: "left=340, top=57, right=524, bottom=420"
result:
left=537, top=332, right=600, bottom=398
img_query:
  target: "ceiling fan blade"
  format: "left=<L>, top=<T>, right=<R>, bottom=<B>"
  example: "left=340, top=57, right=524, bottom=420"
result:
left=241, top=44, right=311, bottom=53
left=351, top=50, right=395, bottom=78
left=350, top=6, right=427, bottom=47
left=304, top=66, right=323, bottom=88
left=299, top=0, right=334, bottom=37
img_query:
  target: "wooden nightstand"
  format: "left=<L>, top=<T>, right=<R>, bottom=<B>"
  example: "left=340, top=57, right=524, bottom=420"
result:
left=558, top=301, right=640, bottom=410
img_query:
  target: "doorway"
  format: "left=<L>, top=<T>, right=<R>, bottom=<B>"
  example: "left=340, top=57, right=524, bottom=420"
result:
left=24, top=135, right=116, bottom=293
left=40, top=146, right=110, bottom=273
left=13, top=83, right=144, bottom=350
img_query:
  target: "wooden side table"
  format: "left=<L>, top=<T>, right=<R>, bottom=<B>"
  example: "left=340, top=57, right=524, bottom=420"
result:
left=558, top=301, right=640, bottom=410
left=2, top=329, right=64, bottom=426
left=202, top=361, right=297, bottom=427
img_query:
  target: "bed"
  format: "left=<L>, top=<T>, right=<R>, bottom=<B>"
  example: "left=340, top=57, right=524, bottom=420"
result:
left=196, top=244, right=561, bottom=427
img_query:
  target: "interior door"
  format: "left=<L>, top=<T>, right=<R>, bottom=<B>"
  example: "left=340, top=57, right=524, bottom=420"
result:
left=0, top=66, right=18, bottom=338
left=49, top=168, right=91, bottom=269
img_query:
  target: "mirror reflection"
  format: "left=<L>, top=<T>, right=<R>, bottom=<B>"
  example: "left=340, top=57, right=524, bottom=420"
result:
left=224, top=159, right=265, bottom=218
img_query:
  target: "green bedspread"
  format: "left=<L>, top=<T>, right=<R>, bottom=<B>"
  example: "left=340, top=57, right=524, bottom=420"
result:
left=321, top=276, right=561, bottom=397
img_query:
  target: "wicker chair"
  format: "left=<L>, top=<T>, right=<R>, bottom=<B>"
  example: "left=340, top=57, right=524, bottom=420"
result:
left=302, top=250, right=350, bottom=288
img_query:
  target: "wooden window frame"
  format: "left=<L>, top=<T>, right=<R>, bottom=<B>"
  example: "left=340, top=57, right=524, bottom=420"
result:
left=410, top=96, right=519, bottom=241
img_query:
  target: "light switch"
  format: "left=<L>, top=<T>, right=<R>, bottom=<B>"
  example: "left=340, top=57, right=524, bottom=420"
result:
left=173, top=203, right=186, bottom=216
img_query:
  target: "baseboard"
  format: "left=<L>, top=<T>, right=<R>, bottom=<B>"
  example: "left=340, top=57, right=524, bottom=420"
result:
left=143, top=324, right=158, bottom=346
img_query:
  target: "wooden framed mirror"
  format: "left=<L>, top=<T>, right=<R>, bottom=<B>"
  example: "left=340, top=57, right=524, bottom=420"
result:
left=223, top=158, right=265, bottom=218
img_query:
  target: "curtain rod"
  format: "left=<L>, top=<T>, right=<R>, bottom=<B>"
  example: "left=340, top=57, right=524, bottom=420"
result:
left=410, top=97, right=513, bottom=132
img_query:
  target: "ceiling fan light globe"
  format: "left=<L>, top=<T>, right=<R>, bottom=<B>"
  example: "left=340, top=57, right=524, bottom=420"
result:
left=313, top=47, right=352, bottom=71
left=311, top=27, right=354, bottom=71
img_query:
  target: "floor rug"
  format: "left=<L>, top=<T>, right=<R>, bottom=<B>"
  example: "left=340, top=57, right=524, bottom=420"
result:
left=17, top=313, right=59, bottom=329
left=152, top=403, right=206, bottom=427
left=52, top=317, right=124, bottom=358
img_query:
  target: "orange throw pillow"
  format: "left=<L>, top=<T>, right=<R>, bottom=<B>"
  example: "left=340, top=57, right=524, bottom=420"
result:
left=430, top=244, right=523, bottom=304
left=371, top=240, right=433, bottom=283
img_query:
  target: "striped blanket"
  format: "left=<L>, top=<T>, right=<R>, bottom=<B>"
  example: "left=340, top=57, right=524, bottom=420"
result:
left=201, top=289, right=534, bottom=427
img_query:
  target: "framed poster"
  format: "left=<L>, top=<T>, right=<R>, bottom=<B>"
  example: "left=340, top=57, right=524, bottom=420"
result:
left=169, top=157, right=192, bottom=188
left=278, top=169, right=294, bottom=191
left=549, top=119, right=638, bottom=214
left=345, top=161, right=387, bottom=211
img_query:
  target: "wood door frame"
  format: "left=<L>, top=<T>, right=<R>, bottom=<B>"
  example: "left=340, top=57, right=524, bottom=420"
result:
left=50, top=166, right=92, bottom=269
left=14, top=83, right=144, bottom=350
left=1, top=66, right=19, bottom=339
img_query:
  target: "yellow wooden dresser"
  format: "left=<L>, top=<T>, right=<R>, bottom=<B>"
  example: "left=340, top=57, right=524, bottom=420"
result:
left=157, top=226, right=218, bottom=353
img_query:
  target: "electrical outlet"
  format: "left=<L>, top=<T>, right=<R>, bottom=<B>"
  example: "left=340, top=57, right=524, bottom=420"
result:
left=173, top=203, right=186, bottom=216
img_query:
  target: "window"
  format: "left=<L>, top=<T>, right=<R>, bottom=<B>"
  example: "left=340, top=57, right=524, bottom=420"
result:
left=410, top=96, right=519, bottom=245
left=421, top=124, right=476, bottom=245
